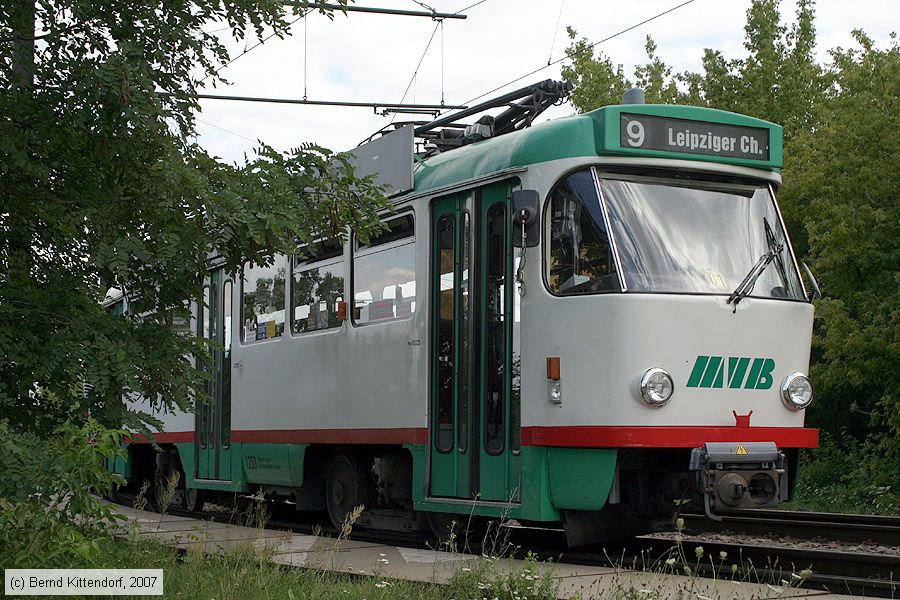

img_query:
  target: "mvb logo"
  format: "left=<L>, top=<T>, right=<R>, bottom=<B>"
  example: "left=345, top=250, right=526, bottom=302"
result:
left=686, top=356, right=776, bottom=390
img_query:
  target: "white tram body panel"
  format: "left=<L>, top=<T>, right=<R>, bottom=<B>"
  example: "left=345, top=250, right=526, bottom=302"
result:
left=229, top=266, right=428, bottom=436
left=524, top=293, right=812, bottom=428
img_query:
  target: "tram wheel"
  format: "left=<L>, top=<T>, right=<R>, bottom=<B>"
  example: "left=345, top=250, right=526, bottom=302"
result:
left=153, top=453, right=203, bottom=512
left=182, top=485, right=205, bottom=513
left=152, top=459, right=175, bottom=510
left=325, top=453, right=364, bottom=531
left=425, top=511, right=469, bottom=547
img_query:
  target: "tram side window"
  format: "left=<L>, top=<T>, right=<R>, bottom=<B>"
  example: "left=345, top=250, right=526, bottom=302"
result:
left=546, top=170, right=620, bottom=295
left=241, top=255, right=287, bottom=342
left=353, top=213, right=416, bottom=325
left=292, top=240, right=345, bottom=333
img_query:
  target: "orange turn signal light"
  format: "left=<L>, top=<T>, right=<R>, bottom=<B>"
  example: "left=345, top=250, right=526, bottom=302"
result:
left=547, top=356, right=560, bottom=380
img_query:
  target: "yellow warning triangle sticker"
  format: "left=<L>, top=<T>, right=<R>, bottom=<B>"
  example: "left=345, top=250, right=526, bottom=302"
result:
left=735, top=444, right=749, bottom=455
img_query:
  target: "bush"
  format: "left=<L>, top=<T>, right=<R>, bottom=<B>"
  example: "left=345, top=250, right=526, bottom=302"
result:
left=790, top=431, right=900, bottom=515
left=0, top=417, right=128, bottom=567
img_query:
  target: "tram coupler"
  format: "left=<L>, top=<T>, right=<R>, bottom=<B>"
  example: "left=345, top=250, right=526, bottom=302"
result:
left=689, top=442, right=787, bottom=521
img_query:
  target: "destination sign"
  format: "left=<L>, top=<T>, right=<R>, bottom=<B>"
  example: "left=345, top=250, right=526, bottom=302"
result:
left=619, top=113, right=770, bottom=161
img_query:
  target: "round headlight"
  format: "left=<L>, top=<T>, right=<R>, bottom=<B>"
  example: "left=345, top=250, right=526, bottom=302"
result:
left=781, top=372, right=813, bottom=410
left=640, top=368, right=673, bottom=407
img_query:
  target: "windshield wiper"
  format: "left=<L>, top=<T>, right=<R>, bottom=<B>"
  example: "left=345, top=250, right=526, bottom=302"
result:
left=765, top=218, right=790, bottom=290
left=728, top=240, right=784, bottom=310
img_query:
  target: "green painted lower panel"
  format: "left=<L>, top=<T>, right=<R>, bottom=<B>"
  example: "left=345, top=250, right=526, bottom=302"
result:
left=414, top=446, right=560, bottom=522
left=547, top=447, right=617, bottom=511
left=108, top=453, right=131, bottom=478
left=175, top=442, right=248, bottom=492
left=243, top=443, right=297, bottom=486
left=175, top=443, right=197, bottom=487
left=517, top=446, right=558, bottom=520
left=289, top=444, right=306, bottom=487
left=115, top=440, right=607, bottom=519
left=407, top=443, right=427, bottom=500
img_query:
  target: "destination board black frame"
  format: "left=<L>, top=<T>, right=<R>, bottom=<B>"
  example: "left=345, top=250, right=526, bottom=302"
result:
left=619, top=113, right=771, bottom=162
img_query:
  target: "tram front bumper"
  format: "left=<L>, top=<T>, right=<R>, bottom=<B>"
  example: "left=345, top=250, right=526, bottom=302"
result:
left=689, top=442, right=787, bottom=521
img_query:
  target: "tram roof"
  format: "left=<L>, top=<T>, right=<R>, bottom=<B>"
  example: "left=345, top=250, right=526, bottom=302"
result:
left=411, top=104, right=783, bottom=195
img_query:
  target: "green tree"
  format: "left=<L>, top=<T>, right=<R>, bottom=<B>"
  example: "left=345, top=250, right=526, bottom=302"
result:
left=561, top=26, right=631, bottom=111
left=0, top=1, right=389, bottom=435
left=792, top=32, right=900, bottom=451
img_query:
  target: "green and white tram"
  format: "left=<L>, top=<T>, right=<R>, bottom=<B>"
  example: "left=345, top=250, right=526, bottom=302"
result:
left=112, top=81, right=819, bottom=544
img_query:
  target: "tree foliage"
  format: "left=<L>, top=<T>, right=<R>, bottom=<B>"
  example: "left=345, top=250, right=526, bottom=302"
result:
left=562, top=1, right=900, bottom=478
left=0, top=1, right=390, bottom=434
left=795, top=32, right=900, bottom=456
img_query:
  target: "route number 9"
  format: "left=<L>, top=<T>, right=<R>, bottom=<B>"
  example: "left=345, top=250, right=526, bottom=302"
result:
left=625, top=120, right=645, bottom=147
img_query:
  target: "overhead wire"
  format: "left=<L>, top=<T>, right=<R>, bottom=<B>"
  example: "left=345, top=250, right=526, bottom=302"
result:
left=547, top=0, right=565, bottom=65
left=389, top=0, right=488, bottom=125
left=197, top=117, right=257, bottom=143
left=303, top=13, right=308, bottom=100
left=454, top=0, right=488, bottom=14
left=389, top=20, right=443, bottom=124
left=201, top=9, right=311, bottom=83
left=409, top=0, right=437, bottom=12
left=457, top=0, right=697, bottom=107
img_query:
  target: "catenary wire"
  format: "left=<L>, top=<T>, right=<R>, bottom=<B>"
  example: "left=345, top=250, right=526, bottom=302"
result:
left=197, top=117, right=258, bottom=143
left=389, top=0, right=488, bottom=125
left=303, top=13, right=308, bottom=99
left=457, top=0, right=696, bottom=107
left=389, top=21, right=443, bottom=124
left=547, top=0, right=566, bottom=65
left=201, top=10, right=311, bottom=83
left=409, top=0, right=437, bottom=12
left=454, top=0, right=488, bottom=14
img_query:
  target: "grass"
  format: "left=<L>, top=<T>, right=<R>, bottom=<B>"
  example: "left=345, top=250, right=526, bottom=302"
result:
left=32, top=531, right=561, bottom=600
left=5, top=511, right=820, bottom=600
left=30, top=534, right=437, bottom=600
left=4, top=484, right=817, bottom=600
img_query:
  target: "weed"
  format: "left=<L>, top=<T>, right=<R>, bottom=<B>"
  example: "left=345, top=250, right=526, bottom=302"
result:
left=244, top=489, right=270, bottom=530
left=156, top=469, right=180, bottom=520
left=133, top=479, right=150, bottom=512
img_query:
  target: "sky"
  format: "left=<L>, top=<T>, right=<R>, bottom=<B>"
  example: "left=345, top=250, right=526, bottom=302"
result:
left=193, top=0, right=898, bottom=164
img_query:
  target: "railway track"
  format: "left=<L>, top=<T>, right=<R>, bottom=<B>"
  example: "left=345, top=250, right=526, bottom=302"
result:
left=549, top=509, right=900, bottom=598
left=570, top=536, right=899, bottom=598
left=680, top=508, right=900, bottom=546
left=115, top=494, right=898, bottom=597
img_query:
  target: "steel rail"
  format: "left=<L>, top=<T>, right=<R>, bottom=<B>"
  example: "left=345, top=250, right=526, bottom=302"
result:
left=681, top=509, right=900, bottom=546
left=616, top=537, right=899, bottom=598
left=511, top=529, right=900, bottom=598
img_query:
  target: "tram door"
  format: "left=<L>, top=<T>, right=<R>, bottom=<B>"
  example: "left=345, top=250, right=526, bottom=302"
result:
left=195, top=267, right=233, bottom=481
left=429, top=181, right=521, bottom=502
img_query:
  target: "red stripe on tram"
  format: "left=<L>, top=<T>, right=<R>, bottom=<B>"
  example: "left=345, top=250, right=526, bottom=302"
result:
left=520, top=426, right=819, bottom=448
left=231, top=427, right=428, bottom=445
left=126, top=432, right=196, bottom=444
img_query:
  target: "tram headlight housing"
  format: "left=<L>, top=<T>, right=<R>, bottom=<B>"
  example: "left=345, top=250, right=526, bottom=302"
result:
left=781, top=372, right=812, bottom=410
left=640, top=368, right=673, bottom=407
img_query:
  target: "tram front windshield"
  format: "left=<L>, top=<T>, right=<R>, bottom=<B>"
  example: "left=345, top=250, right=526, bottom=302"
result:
left=598, top=174, right=804, bottom=299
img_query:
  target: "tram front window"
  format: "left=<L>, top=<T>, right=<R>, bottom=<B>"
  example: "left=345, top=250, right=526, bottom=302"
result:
left=546, top=170, right=620, bottom=295
left=598, top=174, right=804, bottom=299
